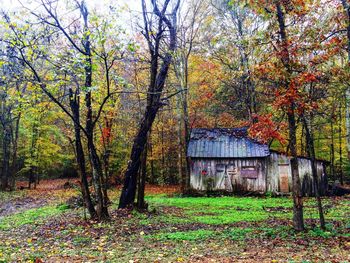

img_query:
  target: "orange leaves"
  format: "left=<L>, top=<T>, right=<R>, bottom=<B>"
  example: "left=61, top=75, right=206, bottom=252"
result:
left=101, top=127, right=111, bottom=143
left=300, top=72, right=317, bottom=83
left=248, top=114, right=286, bottom=144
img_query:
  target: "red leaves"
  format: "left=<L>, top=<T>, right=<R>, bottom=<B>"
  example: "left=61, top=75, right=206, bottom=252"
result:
left=248, top=114, right=286, bottom=144
left=205, top=92, right=213, bottom=99
left=101, top=126, right=112, bottom=145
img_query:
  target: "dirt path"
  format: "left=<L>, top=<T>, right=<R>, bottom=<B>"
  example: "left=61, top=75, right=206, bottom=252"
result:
left=0, top=179, right=79, bottom=218
left=0, top=196, right=47, bottom=217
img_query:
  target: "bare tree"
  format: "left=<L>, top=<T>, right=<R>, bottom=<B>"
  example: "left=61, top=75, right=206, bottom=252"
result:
left=119, top=0, right=180, bottom=209
left=173, top=0, right=205, bottom=193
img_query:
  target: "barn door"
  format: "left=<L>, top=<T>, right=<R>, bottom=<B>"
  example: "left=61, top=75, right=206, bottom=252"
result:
left=215, top=163, right=226, bottom=189
left=278, top=164, right=290, bottom=193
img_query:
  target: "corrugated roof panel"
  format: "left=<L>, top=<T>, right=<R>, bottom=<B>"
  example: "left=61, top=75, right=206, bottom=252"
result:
left=187, top=128, right=270, bottom=158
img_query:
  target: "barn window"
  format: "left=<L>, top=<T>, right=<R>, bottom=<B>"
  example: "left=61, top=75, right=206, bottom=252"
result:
left=241, top=166, right=258, bottom=179
left=216, top=164, right=225, bottom=173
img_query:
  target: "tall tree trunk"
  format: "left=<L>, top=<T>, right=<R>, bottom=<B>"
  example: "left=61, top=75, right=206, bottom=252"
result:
left=88, top=137, right=109, bottom=219
left=330, top=117, right=335, bottom=180
left=69, top=89, right=97, bottom=219
left=149, top=134, right=156, bottom=184
left=76, top=131, right=97, bottom=218
left=276, top=2, right=304, bottom=231
left=161, top=119, right=165, bottom=184
left=183, top=89, right=191, bottom=191
left=174, top=59, right=190, bottom=192
left=1, top=126, right=11, bottom=190
left=118, top=0, right=179, bottom=209
left=339, top=103, right=344, bottom=185
left=341, top=0, right=350, bottom=162
left=302, top=116, right=326, bottom=230
left=9, top=114, right=21, bottom=190
left=137, top=144, right=147, bottom=209
left=177, top=95, right=184, bottom=191
left=28, top=121, right=39, bottom=190
left=81, top=3, right=108, bottom=219
left=288, top=110, right=305, bottom=231
left=119, top=105, right=159, bottom=208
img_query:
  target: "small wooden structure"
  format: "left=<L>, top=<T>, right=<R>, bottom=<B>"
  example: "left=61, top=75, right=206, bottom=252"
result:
left=187, top=128, right=328, bottom=196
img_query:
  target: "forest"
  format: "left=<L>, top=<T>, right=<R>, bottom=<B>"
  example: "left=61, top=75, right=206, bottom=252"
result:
left=0, top=0, right=349, bottom=262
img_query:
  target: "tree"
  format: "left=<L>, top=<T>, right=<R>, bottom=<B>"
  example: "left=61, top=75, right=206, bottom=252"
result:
left=341, top=0, right=350, bottom=166
left=2, top=0, right=127, bottom=219
left=173, top=0, right=206, bottom=193
left=119, top=0, right=180, bottom=209
left=0, top=43, right=24, bottom=190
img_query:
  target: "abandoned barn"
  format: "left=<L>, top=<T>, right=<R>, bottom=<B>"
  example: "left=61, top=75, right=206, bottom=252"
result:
left=187, top=128, right=328, bottom=196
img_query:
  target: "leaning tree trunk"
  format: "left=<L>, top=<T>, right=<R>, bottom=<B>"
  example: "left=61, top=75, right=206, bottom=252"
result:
left=137, top=145, right=148, bottom=210
left=119, top=0, right=179, bottom=209
left=119, top=105, right=159, bottom=208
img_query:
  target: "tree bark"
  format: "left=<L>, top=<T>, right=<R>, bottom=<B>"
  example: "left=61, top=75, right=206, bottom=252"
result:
left=341, top=0, right=350, bottom=162
left=339, top=103, right=344, bottom=185
left=69, top=89, right=97, bottom=219
left=276, top=2, right=304, bottom=231
left=137, top=144, right=147, bottom=209
left=288, top=110, right=304, bottom=231
left=118, top=0, right=179, bottom=209
left=119, top=105, right=159, bottom=208
left=9, top=113, right=21, bottom=190
left=330, top=117, right=335, bottom=179
left=81, top=2, right=109, bottom=219
left=302, top=116, right=326, bottom=230
left=0, top=126, right=11, bottom=190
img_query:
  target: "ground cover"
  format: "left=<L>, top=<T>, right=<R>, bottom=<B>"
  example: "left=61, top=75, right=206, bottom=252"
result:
left=0, top=180, right=349, bottom=262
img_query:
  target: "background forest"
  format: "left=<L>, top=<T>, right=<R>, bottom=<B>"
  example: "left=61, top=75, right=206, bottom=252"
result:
left=0, top=0, right=349, bottom=261
left=0, top=0, right=349, bottom=194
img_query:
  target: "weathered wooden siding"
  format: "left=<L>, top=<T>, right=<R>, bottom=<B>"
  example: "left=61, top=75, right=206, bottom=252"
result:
left=190, top=153, right=327, bottom=195
left=190, top=158, right=266, bottom=193
left=266, top=152, right=327, bottom=195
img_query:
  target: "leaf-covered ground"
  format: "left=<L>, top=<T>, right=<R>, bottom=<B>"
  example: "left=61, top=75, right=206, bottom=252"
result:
left=0, top=179, right=349, bottom=262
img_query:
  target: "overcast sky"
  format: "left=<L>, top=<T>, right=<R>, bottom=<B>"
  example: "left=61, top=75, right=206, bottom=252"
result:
left=0, top=0, right=141, bottom=12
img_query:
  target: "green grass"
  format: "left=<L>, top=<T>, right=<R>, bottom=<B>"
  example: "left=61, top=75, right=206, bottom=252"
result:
left=145, top=195, right=350, bottom=226
left=0, top=204, right=69, bottom=230
left=0, top=190, right=349, bottom=262
left=146, top=229, right=215, bottom=241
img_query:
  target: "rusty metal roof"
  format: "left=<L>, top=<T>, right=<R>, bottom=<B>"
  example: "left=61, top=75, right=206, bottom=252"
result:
left=187, top=128, right=270, bottom=158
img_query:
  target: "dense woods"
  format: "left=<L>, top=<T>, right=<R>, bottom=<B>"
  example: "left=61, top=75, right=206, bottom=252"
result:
left=0, top=0, right=349, bottom=261
left=0, top=1, right=350, bottom=259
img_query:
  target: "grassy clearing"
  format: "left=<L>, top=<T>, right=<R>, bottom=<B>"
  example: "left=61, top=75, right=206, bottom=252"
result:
left=0, top=186, right=349, bottom=262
